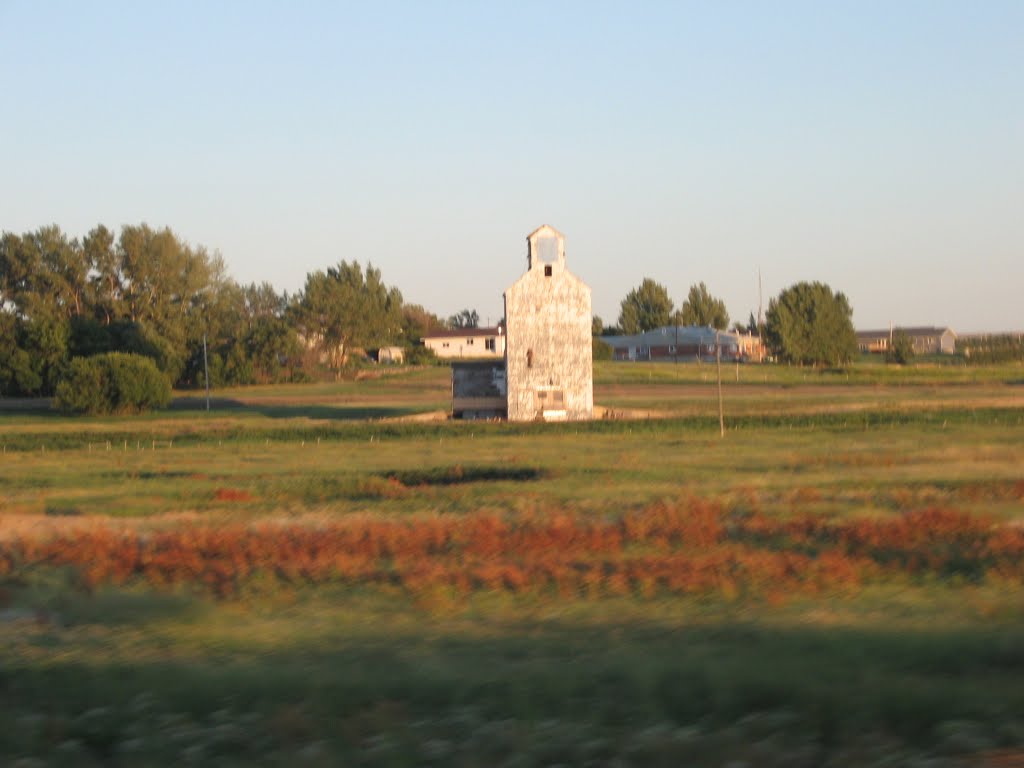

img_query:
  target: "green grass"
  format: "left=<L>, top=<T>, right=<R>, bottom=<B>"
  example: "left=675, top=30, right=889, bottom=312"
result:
left=2, top=362, right=1024, bottom=765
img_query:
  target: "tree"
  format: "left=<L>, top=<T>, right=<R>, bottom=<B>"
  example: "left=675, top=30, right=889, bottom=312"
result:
left=618, top=278, right=673, bottom=334
left=448, top=308, right=479, bottom=329
left=677, top=282, right=729, bottom=330
left=292, top=261, right=403, bottom=369
left=83, top=225, right=121, bottom=325
left=401, top=304, right=445, bottom=346
left=591, top=316, right=603, bottom=337
left=886, top=330, right=915, bottom=365
left=592, top=336, right=612, bottom=361
left=54, top=353, right=171, bottom=414
left=764, top=281, right=857, bottom=367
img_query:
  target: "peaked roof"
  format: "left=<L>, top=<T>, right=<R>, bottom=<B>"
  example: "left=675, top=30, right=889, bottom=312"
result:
left=526, top=224, right=565, bottom=241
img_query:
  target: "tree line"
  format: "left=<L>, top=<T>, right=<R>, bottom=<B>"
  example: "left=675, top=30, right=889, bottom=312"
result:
left=1, top=222, right=870, bottom=402
left=0, top=223, right=447, bottom=397
left=602, top=277, right=859, bottom=367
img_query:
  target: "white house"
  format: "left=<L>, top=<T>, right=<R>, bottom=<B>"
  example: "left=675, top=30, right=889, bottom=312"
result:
left=422, top=327, right=506, bottom=359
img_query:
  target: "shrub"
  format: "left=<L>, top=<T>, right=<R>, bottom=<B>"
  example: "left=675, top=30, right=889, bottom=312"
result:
left=886, top=331, right=915, bottom=365
left=54, top=353, right=172, bottom=415
left=405, top=344, right=439, bottom=366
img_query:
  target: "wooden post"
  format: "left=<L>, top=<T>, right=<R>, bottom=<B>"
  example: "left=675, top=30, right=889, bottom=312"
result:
left=716, top=330, right=725, bottom=438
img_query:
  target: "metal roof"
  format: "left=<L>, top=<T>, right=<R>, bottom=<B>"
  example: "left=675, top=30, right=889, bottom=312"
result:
left=601, top=326, right=744, bottom=348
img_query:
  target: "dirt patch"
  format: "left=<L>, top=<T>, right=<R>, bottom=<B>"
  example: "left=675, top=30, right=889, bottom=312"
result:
left=382, top=465, right=547, bottom=487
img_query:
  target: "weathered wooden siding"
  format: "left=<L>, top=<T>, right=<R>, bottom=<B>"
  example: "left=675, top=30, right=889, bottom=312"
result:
left=503, top=225, right=593, bottom=422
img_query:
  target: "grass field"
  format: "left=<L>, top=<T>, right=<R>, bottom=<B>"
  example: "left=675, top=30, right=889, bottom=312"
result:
left=2, top=360, right=1023, bottom=766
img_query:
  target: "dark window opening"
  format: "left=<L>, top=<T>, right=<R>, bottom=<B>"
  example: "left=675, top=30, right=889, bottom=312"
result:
left=544, top=265, right=552, bottom=277
left=527, top=349, right=533, bottom=368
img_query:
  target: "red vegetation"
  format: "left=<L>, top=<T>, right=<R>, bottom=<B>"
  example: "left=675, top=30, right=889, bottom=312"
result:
left=2, top=500, right=1022, bottom=599
left=213, top=488, right=255, bottom=502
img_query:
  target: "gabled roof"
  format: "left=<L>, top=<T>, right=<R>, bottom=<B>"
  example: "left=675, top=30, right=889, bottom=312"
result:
left=526, top=224, right=565, bottom=241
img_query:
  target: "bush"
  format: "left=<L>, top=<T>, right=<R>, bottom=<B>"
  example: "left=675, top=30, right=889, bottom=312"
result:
left=54, top=353, right=172, bottom=415
left=405, top=344, right=439, bottom=366
left=885, top=330, right=915, bottom=365
left=592, top=337, right=613, bottom=361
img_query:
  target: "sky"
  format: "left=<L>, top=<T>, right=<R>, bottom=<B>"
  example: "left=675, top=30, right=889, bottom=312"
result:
left=1, top=1, right=1021, bottom=332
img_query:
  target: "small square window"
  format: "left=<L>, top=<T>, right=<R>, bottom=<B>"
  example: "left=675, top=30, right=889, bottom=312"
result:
left=544, top=265, right=552, bottom=277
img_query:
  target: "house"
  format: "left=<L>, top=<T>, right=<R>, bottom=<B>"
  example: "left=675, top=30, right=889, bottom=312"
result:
left=422, top=327, right=505, bottom=359
left=503, top=225, right=593, bottom=421
left=601, top=326, right=758, bottom=362
left=856, top=327, right=957, bottom=355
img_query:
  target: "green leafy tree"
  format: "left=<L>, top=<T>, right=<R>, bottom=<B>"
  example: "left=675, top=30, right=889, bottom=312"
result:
left=591, top=316, right=604, bottom=336
left=764, top=281, right=857, bottom=367
left=677, top=282, right=730, bottom=330
left=448, top=308, right=479, bottom=329
left=886, top=330, right=915, bottom=365
left=592, top=337, right=613, bottom=361
left=244, top=315, right=303, bottom=382
left=83, top=224, right=121, bottom=325
left=54, top=353, right=171, bottom=415
left=293, top=261, right=403, bottom=370
left=400, top=304, right=444, bottom=345
left=116, top=224, right=221, bottom=381
left=618, top=278, right=674, bottom=334
left=0, top=312, right=41, bottom=395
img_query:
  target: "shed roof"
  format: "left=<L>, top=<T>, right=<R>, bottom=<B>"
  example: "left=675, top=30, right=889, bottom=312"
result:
left=602, top=326, right=744, bottom=348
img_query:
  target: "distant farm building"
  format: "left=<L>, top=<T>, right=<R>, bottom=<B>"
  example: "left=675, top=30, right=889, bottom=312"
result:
left=602, top=326, right=762, bottom=363
left=450, top=225, right=594, bottom=421
left=373, top=346, right=405, bottom=364
left=422, top=326, right=505, bottom=359
left=504, top=225, right=594, bottom=422
left=857, top=327, right=956, bottom=355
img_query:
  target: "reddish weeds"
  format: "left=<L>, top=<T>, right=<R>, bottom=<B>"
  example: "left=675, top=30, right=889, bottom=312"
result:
left=3, top=500, right=1021, bottom=599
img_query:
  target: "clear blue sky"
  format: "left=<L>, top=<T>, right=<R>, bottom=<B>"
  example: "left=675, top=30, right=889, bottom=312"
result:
left=2, top=1, right=1021, bottom=331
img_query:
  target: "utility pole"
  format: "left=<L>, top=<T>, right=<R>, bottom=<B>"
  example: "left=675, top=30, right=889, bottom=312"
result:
left=757, top=268, right=764, bottom=363
left=715, top=329, right=725, bottom=438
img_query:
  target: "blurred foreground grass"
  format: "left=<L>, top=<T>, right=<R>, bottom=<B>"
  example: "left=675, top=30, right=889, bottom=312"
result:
left=2, top=361, right=1024, bottom=766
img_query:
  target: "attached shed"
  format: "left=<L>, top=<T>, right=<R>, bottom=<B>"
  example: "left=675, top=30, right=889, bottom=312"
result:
left=451, top=361, right=507, bottom=420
